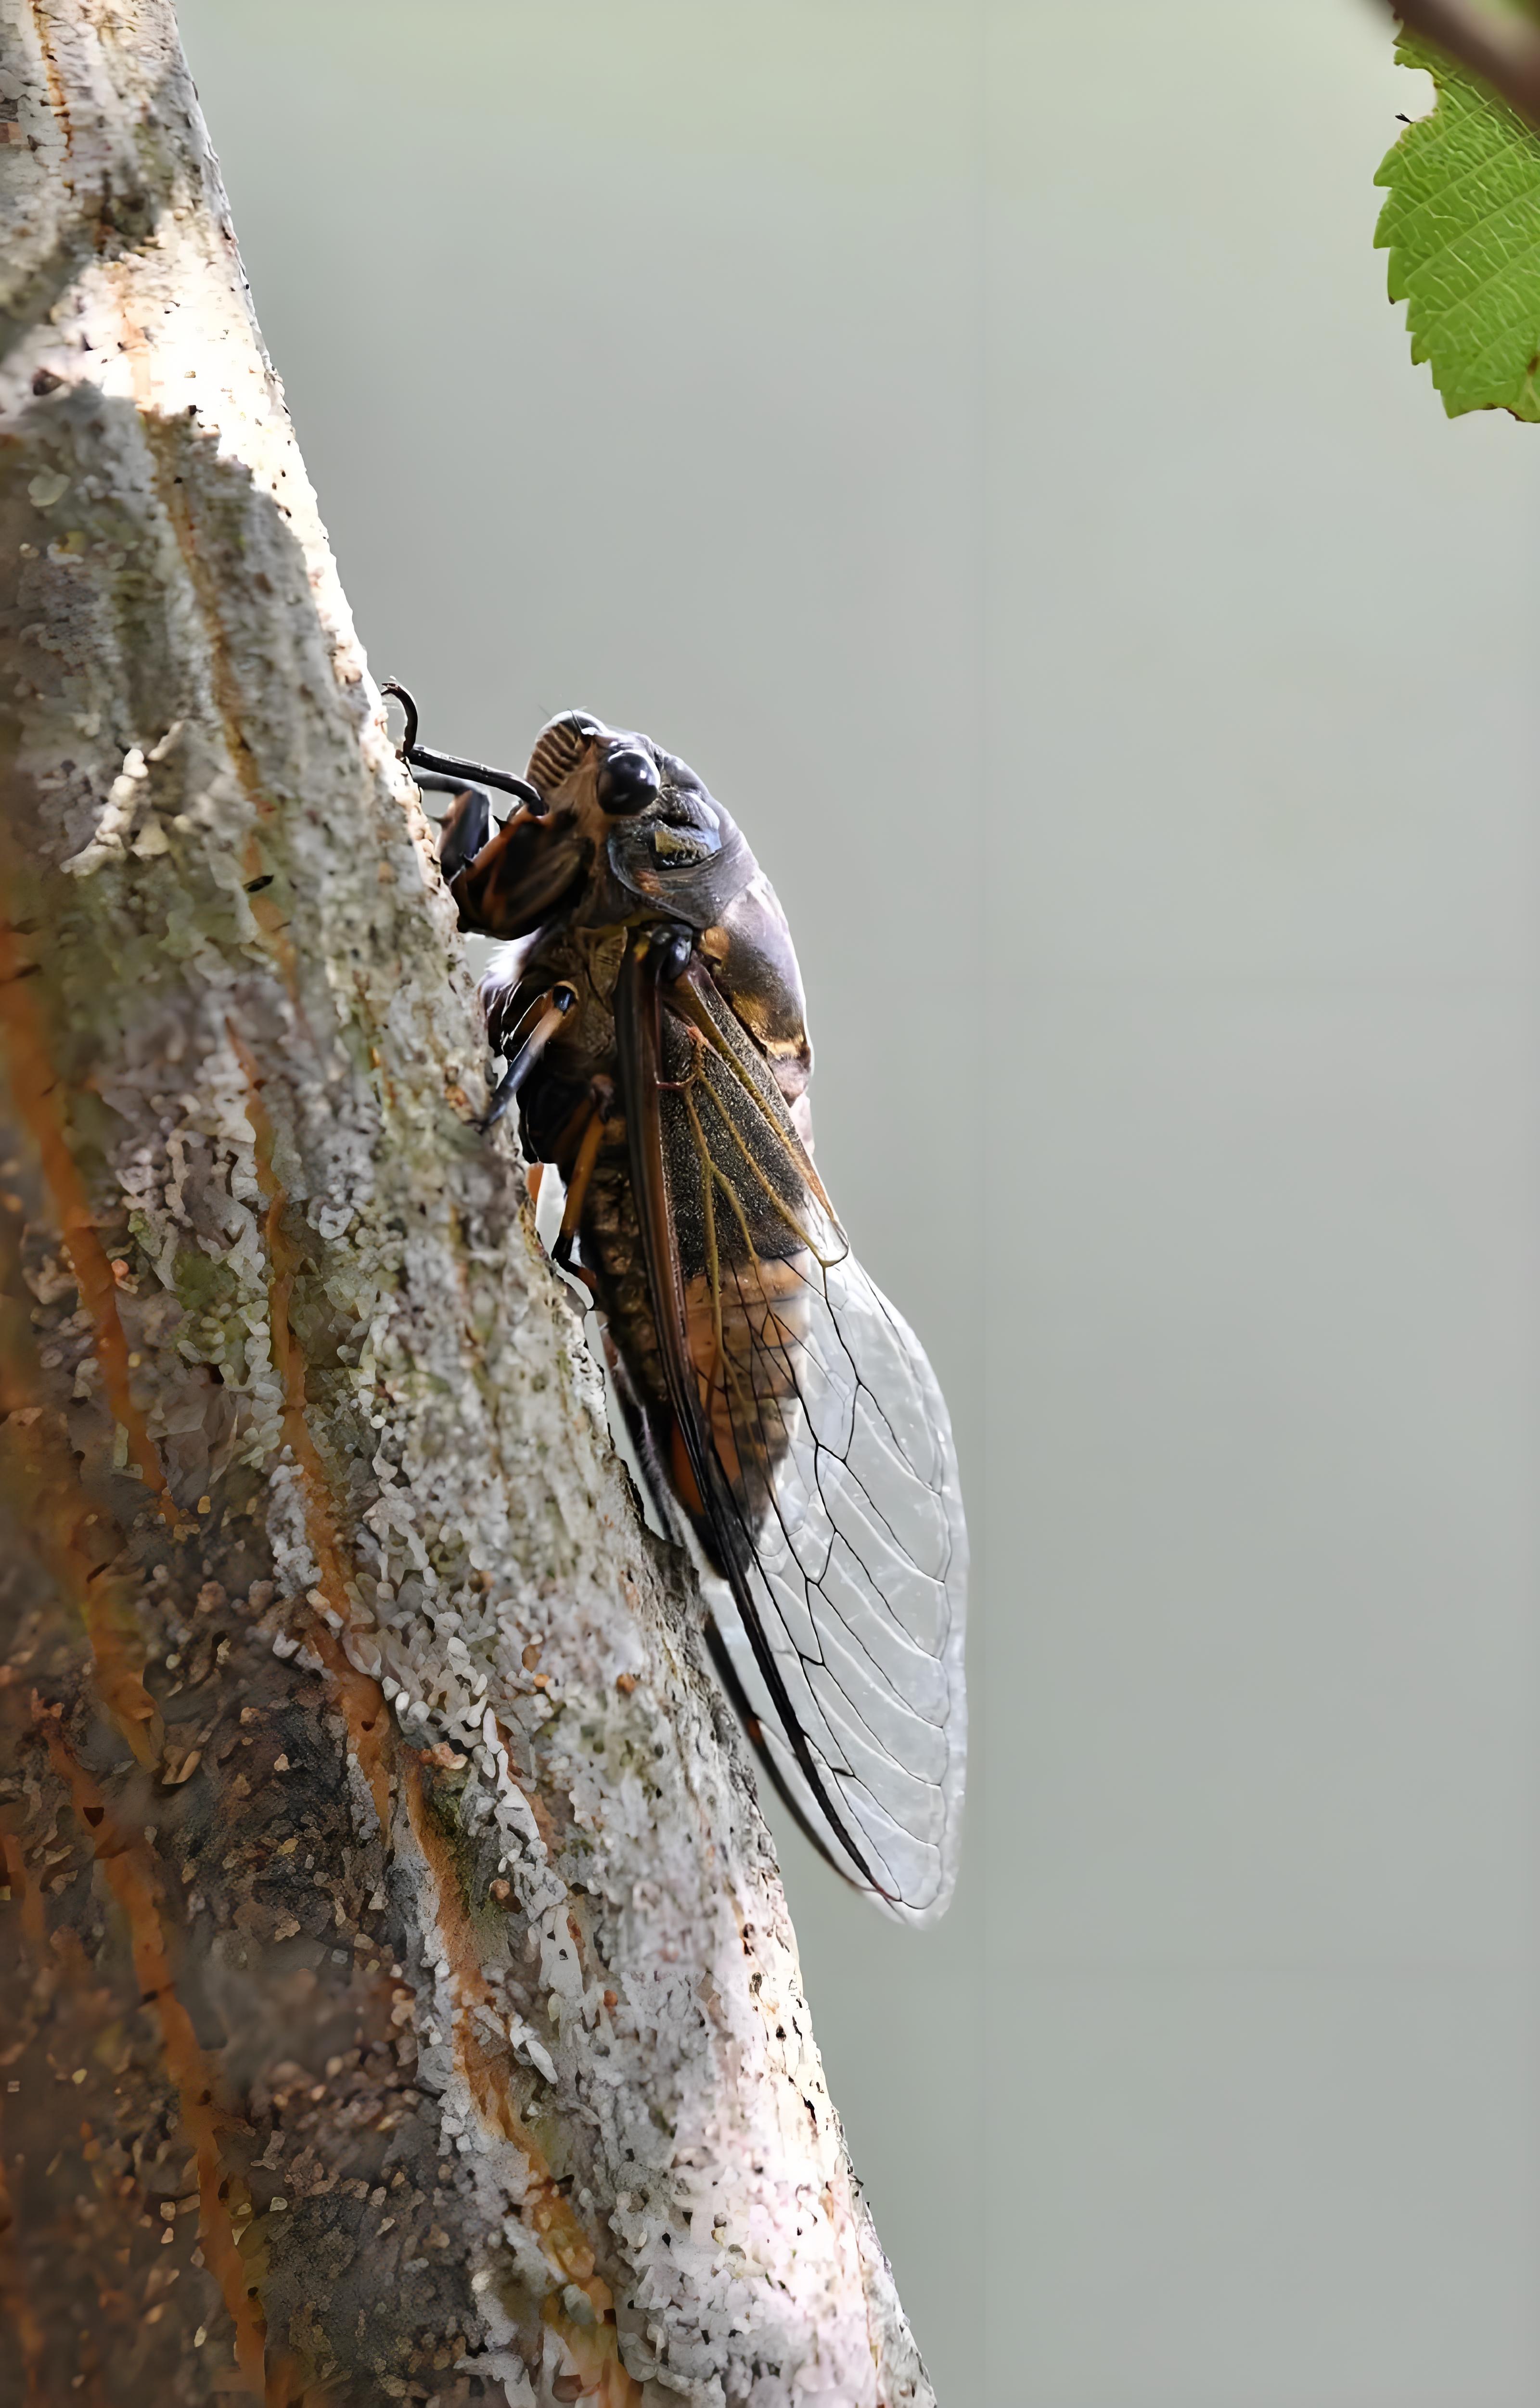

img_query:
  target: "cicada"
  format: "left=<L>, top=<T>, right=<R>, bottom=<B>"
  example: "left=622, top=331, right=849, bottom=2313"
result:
left=386, top=685, right=967, bottom=1922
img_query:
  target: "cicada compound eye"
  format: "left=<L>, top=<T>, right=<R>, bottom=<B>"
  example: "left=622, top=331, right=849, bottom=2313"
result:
left=596, top=743, right=661, bottom=817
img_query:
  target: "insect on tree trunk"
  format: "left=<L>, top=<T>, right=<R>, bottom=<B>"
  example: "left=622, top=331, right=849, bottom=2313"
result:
left=0, top=5, right=938, bottom=2402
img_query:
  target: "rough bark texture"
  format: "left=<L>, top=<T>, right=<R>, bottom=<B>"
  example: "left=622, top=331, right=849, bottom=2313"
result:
left=0, top=8, right=937, bottom=2403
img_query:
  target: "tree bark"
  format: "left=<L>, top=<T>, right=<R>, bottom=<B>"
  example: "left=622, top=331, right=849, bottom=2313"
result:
left=0, top=7, right=937, bottom=2403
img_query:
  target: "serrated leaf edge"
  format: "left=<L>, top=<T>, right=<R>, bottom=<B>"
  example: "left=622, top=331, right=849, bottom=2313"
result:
left=1373, top=28, right=1540, bottom=417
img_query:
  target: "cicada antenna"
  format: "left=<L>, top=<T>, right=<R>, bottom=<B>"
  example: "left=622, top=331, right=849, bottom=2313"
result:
left=381, top=677, right=547, bottom=813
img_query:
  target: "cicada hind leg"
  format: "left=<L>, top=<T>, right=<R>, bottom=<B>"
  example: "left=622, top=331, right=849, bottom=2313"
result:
left=411, top=771, right=492, bottom=882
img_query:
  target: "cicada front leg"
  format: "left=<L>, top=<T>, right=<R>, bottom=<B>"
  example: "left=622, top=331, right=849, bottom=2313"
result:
left=411, top=771, right=492, bottom=882
left=384, top=676, right=589, bottom=940
left=447, top=811, right=589, bottom=940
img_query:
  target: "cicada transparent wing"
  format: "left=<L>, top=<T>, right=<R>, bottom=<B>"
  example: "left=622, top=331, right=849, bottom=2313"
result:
left=616, top=935, right=967, bottom=1924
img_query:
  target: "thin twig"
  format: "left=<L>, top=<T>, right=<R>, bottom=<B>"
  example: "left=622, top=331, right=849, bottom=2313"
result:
left=1381, top=0, right=1540, bottom=128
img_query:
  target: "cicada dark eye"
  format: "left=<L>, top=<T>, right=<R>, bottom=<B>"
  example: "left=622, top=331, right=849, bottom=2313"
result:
left=597, top=744, right=661, bottom=816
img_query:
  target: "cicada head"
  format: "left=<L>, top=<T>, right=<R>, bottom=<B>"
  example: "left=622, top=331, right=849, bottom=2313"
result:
left=524, top=712, right=755, bottom=924
left=526, top=711, right=660, bottom=818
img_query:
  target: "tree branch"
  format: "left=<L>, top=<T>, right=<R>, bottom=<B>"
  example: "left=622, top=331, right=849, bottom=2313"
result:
left=0, top=4, right=934, bottom=2401
left=1379, top=0, right=1540, bottom=127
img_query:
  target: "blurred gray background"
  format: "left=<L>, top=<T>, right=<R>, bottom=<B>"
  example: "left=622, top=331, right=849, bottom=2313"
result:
left=175, top=3, right=1540, bottom=2399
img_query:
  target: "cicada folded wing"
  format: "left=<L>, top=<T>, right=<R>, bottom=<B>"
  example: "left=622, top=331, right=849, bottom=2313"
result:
left=708, top=1243, right=969, bottom=1923
left=617, top=939, right=968, bottom=1924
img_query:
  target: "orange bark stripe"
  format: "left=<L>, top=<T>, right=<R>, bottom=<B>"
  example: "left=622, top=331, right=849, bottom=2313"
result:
left=0, top=2141, right=48, bottom=2403
left=231, top=1037, right=391, bottom=1830
left=0, top=1822, right=47, bottom=1955
left=0, top=1199, right=162, bottom=1767
left=0, top=912, right=178, bottom=1528
left=139, top=421, right=306, bottom=1013
left=37, top=1709, right=267, bottom=2398
left=238, top=830, right=302, bottom=1004
left=0, top=1420, right=161, bottom=1768
left=401, top=1759, right=643, bottom=2402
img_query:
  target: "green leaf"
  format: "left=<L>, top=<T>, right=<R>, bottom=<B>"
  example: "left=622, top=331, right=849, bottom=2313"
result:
left=1373, top=32, right=1540, bottom=418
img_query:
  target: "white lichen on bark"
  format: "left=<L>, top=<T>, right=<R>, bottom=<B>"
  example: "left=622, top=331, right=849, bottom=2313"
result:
left=0, top=4, right=937, bottom=2401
